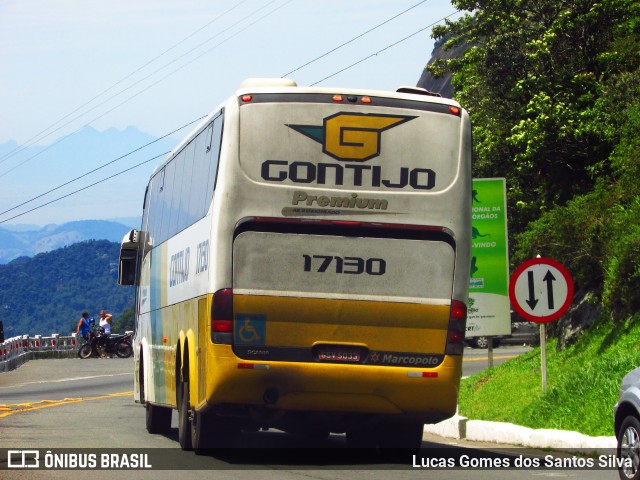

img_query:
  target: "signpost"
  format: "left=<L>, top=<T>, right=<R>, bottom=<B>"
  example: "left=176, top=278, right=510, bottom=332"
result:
left=509, top=257, right=574, bottom=390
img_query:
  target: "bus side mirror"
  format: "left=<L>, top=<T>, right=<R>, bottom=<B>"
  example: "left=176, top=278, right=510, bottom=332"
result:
left=118, top=229, right=140, bottom=286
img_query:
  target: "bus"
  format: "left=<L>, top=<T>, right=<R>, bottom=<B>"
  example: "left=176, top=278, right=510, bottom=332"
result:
left=118, top=78, right=472, bottom=452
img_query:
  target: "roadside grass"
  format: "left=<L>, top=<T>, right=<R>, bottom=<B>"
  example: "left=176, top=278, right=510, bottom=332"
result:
left=458, top=317, right=640, bottom=437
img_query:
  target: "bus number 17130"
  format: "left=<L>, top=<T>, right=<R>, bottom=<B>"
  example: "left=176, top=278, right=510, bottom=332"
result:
left=302, top=254, right=386, bottom=276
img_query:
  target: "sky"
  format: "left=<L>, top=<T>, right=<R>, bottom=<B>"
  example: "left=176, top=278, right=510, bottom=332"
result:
left=0, top=0, right=460, bottom=226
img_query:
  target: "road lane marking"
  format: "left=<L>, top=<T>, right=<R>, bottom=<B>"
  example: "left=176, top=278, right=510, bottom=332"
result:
left=464, top=354, right=518, bottom=362
left=0, top=372, right=132, bottom=389
left=0, top=391, right=132, bottom=418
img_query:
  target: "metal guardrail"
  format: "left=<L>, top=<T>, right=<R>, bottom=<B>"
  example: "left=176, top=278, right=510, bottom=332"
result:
left=0, top=333, right=130, bottom=372
left=1, top=331, right=135, bottom=372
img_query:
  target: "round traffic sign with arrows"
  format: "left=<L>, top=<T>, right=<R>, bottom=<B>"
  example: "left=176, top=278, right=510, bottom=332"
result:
left=509, top=257, right=574, bottom=323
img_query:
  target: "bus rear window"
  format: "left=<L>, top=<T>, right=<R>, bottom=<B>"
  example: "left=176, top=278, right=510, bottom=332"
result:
left=239, top=102, right=462, bottom=193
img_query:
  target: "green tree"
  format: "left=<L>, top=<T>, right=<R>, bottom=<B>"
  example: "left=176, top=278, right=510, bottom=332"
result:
left=429, top=0, right=640, bottom=322
left=430, top=0, right=636, bottom=234
left=111, top=305, right=135, bottom=333
left=0, top=240, right=134, bottom=337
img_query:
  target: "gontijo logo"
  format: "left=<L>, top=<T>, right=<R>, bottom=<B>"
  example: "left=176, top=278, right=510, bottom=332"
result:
left=288, top=113, right=416, bottom=162
left=262, top=111, right=436, bottom=190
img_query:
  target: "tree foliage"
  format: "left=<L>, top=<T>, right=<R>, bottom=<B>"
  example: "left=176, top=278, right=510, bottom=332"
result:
left=430, top=0, right=640, bottom=318
left=111, top=305, right=135, bottom=333
left=0, top=240, right=134, bottom=337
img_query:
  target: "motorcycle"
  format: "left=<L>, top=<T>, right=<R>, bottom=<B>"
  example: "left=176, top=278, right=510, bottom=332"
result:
left=78, top=327, right=133, bottom=359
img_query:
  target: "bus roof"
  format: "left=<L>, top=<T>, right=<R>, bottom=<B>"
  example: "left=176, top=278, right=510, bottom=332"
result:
left=154, top=78, right=462, bottom=177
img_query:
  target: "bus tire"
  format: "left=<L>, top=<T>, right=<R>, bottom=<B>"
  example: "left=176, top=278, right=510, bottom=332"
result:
left=191, top=411, right=212, bottom=453
left=138, top=351, right=146, bottom=403
left=192, top=412, right=239, bottom=454
left=146, top=403, right=172, bottom=434
left=178, top=380, right=193, bottom=450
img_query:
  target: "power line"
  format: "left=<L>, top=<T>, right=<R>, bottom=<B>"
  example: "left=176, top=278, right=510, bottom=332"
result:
left=0, top=116, right=206, bottom=218
left=0, top=0, right=292, bottom=178
left=281, top=0, right=429, bottom=78
left=0, top=0, right=250, bottom=166
left=0, top=152, right=169, bottom=225
left=310, top=11, right=461, bottom=86
left=0, top=1, right=295, bottom=217
left=1, top=7, right=456, bottom=224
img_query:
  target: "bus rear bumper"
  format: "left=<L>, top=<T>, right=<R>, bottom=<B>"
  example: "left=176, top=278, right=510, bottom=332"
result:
left=203, top=353, right=462, bottom=427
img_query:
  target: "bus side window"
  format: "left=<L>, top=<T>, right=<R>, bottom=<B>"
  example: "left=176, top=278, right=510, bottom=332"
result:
left=178, top=140, right=196, bottom=230
left=139, top=184, right=151, bottom=255
left=189, top=123, right=212, bottom=220
left=160, top=159, right=177, bottom=243
left=141, top=185, right=150, bottom=232
left=167, top=150, right=183, bottom=236
left=205, top=113, right=223, bottom=210
left=147, top=169, right=165, bottom=246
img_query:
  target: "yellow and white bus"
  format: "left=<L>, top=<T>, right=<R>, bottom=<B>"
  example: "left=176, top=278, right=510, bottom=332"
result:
left=118, top=78, right=472, bottom=452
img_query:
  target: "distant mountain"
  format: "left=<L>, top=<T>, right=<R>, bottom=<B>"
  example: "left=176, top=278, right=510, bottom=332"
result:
left=0, top=219, right=136, bottom=264
left=0, top=240, right=135, bottom=338
left=0, top=125, right=178, bottom=226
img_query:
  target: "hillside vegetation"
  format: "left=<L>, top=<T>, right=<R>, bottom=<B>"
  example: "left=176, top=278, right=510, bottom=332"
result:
left=426, top=0, right=640, bottom=435
left=0, top=240, right=134, bottom=338
left=428, top=0, right=640, bottom=322
left=459, top=320, right=640, bottom=436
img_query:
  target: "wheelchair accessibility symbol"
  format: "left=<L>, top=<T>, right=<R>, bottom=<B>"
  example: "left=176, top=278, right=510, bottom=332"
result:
left=234, top=314, right=266, bottom=345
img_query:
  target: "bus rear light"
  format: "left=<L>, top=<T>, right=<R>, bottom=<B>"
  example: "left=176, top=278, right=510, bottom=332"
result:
left=241, top=94, right=253, bottom=102
left=212, top=320, right=233, bottom=333
left=237, top=363, right=269, bottom=370
left=332, top=94, right=370, bottom=103
left=211, top=288, right=233, bottom=344
left=408, top=371, right=438, bottom=378
left=448, top=330, right=464, bottom=343
left=449, top=106, right=461, bottom=115
left=450, top=302, right=466, bottom=320
left=445, top=300, right=467, bottom=356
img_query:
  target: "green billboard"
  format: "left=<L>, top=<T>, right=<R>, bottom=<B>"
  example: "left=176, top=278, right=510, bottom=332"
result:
left=467, top=178, right=511, bottom=338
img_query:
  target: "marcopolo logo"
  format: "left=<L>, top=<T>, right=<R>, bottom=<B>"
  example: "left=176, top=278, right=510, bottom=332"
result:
left=288, top=112, right=416, bottom=162
left=368, top=352, right=443, bottom=367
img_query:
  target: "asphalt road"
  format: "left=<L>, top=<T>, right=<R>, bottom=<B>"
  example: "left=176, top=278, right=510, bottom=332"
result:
left=0, top=349, right=616, bottom=479
left=462, top=345, right=533, bottom=376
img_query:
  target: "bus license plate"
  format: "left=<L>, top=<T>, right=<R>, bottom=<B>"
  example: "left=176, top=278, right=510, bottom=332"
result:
left=316, top=347, right=361, bottom=363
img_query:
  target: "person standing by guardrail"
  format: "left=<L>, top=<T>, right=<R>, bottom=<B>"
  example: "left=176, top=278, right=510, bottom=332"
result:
left=75, top=311, right=94, bottom=344
left=98, top=310, right=114, bottom=359
left=98, top=310, right=112, bottom=336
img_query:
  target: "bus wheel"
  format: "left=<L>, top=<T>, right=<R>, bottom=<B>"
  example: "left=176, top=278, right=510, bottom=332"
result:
left=146, top=403, right=172, bottom=434
left=192, top=412, right=240, bottom=454
left=191, top=411, right=212, bottom=453
left=178, top=381, right=193, bottom=450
